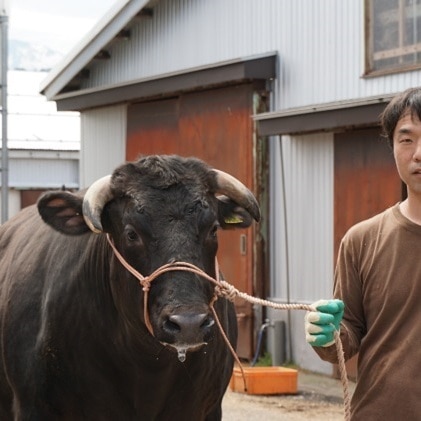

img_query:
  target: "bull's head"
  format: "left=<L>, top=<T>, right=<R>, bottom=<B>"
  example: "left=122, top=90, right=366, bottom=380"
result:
left=38, top=155, right=260, bottom=356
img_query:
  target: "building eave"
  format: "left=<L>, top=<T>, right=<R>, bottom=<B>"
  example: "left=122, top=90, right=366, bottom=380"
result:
left=254, top=94, right=396, bottom=136
left=51, top=52, right=277, bottom=111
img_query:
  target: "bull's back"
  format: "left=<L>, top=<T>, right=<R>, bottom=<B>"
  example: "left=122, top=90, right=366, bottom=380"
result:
left=0, top=206, right=90, bottom=418
left=0, top=205, right=45, bottom=261
left=0, top=205, right=57, bottom=295
left=0, top=204, right=90, bottom=283
left=0, top=206, right=47, bottom=417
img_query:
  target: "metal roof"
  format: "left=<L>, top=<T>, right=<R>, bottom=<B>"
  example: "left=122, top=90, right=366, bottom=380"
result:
left=52, top=52, right=277, bottom=111
left=8, top=70, right=80, bottom=151
left=254, top=94, right=396, bottom=136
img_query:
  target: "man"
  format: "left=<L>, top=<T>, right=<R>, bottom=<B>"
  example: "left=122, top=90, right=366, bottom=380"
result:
left=305, top=87, right=421, bottom=420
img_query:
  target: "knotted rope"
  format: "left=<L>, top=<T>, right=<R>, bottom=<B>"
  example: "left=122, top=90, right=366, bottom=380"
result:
left=106, top=234, right=351, bottom=421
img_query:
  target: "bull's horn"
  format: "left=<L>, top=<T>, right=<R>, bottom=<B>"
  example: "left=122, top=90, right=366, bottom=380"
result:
left=82, top=175, right=113, bottom=233
left=213, top=169, right=260, bottom=221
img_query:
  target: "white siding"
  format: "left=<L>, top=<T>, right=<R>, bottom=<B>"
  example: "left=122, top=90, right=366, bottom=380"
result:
left=270, top=133, right=334, bottom=302
left=9, top=157, right=78, bottom=189
left=268, top=133, right=334, bottom=374
left=0, top=149, right=79, bottom=189
left=1, top=71, right=80, bottom=206
left=83, top=0, right=421, bottom=110
left=80, top=105, right=127, bottom=187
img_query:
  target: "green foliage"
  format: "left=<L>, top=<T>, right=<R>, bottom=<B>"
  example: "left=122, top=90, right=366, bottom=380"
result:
left=254, top=352, right=272, bottom=367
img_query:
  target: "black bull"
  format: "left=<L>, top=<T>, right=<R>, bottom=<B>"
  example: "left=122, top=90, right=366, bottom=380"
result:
left=0, top=155, right=260, bottom=420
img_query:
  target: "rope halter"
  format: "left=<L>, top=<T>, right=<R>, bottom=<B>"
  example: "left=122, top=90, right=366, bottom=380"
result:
left=106, top=234, right=234, bottom=336
left=105, top=234, right=351, bottom=419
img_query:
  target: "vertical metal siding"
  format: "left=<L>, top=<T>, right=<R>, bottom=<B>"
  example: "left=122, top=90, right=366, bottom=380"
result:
left=286, top=134, right=334, bottom=302
left=271, top=133, right=334, bottom=303
left=268, top=133, right=334, bottom=373
left=9, top=158, right=78, bottom=189
left=80, top=105, right=127, bottom=187
left=83, top=0, right=421, bottom=110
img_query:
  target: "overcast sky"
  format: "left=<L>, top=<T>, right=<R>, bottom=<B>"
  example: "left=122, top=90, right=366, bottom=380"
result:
left=9, top=0, right=119, bottom=53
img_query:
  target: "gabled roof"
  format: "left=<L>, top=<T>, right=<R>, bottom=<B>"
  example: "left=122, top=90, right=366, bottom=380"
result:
left=40, top=0, right=277, bottom=112
left=40, top=0, right=153, bottom=100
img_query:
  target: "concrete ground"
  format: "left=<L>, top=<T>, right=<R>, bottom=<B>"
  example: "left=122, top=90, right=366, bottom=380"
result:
left=222, top=369, right=356, bottom=420
left=297, top=369, right=355, bottom=401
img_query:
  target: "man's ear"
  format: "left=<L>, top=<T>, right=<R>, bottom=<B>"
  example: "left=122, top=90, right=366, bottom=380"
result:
left=217, top=195, right=254, bottom=230
left=37, top=191, right=90, bottom=235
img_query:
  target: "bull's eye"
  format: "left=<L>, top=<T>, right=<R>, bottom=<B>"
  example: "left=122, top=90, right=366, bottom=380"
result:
left=126, top=230, right=138, bottom=242
left=210, top=224, right=219, bottom=238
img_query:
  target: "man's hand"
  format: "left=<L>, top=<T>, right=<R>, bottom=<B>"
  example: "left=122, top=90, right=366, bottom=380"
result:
left=305, top=299, right=344, bottom=347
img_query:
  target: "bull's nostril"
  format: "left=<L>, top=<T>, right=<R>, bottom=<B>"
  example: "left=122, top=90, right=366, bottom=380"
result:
left=165, top=313, right=213, bottom=336
left=163, top=319, right=181, bottom=334
left=200, top=317, right=215, bottom=329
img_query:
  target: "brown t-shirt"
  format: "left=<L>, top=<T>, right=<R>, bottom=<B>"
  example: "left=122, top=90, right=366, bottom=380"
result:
left=315, top=203, right=421, bottom=420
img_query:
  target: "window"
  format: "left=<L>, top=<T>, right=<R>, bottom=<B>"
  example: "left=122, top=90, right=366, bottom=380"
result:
left=365, top=0, right=421, bottom=75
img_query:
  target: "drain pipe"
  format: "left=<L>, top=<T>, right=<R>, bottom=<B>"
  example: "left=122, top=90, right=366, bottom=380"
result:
left=250, top=319, right=271, bottom=367
left=251, top=318, right=287, bottom=367
left=279, top=139, right=293, bottom=362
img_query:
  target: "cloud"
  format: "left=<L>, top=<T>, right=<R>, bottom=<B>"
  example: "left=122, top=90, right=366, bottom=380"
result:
left=11, top=0, right=115, bottom=19
left=10, top=8, right=96, bottom=53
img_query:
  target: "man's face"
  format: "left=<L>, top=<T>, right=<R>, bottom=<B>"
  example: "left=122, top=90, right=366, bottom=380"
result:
left=393, top=111, right=421, bottom=196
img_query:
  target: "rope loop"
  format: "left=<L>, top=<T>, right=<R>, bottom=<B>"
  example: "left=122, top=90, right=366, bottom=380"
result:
left=215, top=280, right=239, bottom=301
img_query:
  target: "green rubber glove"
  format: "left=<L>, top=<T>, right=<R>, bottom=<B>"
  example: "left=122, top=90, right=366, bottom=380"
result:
left=305, top=299, right=344, bottom=347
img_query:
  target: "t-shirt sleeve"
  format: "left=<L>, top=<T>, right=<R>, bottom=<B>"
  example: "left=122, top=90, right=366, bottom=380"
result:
left=313, top=230, right=365, bottom=363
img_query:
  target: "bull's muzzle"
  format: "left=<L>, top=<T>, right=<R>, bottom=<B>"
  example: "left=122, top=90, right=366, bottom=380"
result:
left=156, top=310, right=216, bottom=362
left=163, top=312, right=215, bottom=346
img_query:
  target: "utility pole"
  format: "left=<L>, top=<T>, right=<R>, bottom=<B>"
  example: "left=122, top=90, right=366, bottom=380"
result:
left=0, top=1, right=8, bottom=223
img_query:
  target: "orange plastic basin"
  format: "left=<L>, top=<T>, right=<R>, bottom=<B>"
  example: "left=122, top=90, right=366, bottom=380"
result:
left=230, top=366, right=298, bottom=395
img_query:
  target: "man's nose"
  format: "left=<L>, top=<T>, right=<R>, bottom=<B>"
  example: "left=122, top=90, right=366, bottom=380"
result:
left=413, top=139, right=421, bottom=161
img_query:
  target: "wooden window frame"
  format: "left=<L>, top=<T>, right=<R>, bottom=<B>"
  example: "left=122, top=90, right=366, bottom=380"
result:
left=364, top=0, right=421, bottom=77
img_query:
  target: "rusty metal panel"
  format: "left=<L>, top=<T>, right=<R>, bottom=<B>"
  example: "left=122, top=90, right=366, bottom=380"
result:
left=127, top=83, right=258, bottom=359
left=127, top=98, right=179, bottom=157
left=334, top=129, right=402, bottom=258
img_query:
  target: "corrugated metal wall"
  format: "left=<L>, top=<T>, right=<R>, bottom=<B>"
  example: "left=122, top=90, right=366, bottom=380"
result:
left=80, top=105, right=127, bottom=187
left=268, top=133, right=334, bottom=374
left=10, top=157, right=78, bottom=189
left=83, top=0, right=421, bottom=109
left=283, top=133, right=334, bottom=302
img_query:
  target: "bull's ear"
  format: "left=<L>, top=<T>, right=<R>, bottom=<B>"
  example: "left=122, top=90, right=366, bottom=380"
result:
left=217, top=195, right=255, bottom=230
left=37, top=191, right=90, bottom=235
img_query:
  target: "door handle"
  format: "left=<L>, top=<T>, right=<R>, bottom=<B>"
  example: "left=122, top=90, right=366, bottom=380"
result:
left=240, top=234, right=247, bottom=255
